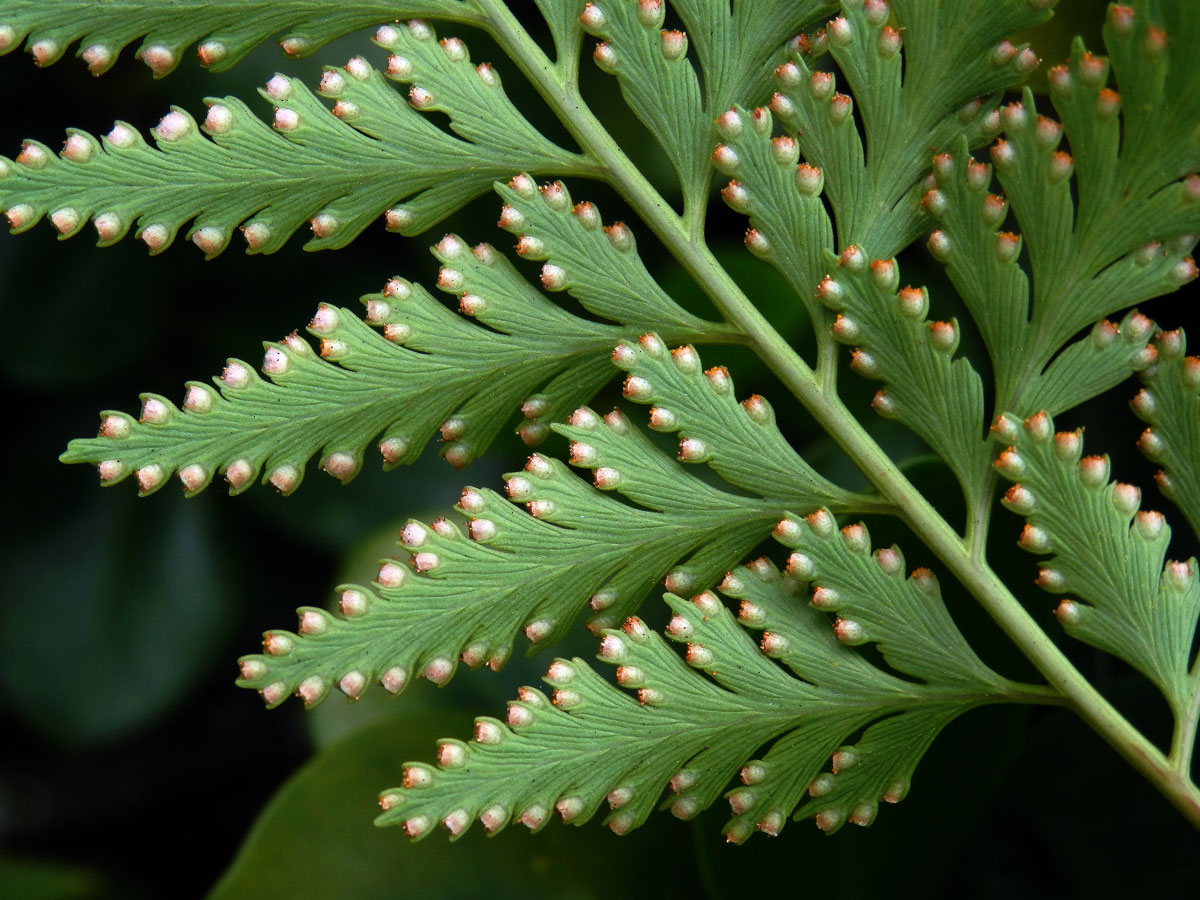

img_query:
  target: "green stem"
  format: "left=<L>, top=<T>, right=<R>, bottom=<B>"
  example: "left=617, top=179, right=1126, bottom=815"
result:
left=1173, top=676, right=1200, bottom=776
left=816, top=333, right=839, bottom=396
left=964, top=470, right=998, bottom=562
left=475, top=0, right=1200, bottom=829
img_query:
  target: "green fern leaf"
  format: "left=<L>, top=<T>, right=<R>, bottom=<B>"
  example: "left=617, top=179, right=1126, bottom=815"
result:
left=59, top=212, right=737, bottom=493
left=1132, top=329, right=1200, bottom=539
left=576, top=2, right=833, bottom=210
left=925, top=146, right=1162, bottom=417
left=992, top=408, right=1200, bottom=718
left=372, top=22, right=586, bottom=220
left=773, top=508, right=1007, bottom=688
left=233, top=338, right=880, bottom=705
left=765, top=0, right=1044, bottom=255
left=235, top=409, right=789, bottom=708
left=671, top=1, right=836, bottom=116
left=25, top=0, right=1200, bottom=850
left=712, top=103, right=834, bottom=324
left=0, top=1, right=480, bottom=75
left=815, top=248, right=990, bottom=510
left=710, top=0, right=1052, bottom=393
left=494, top=175, right=711, bottom=331
left=926, top=4, right=1200, bottom=416
left=58, top=163, right=745, bottom=492
left=579, top=1, right=708, bottom=208
left=375, top=547, right=1029, bottom=842
left=607, top=333, right=878, bottom=510
left=0, top=38, right=591, bottom=255
left=1025, top=312, right=1160, bottom=417
left=948, top=86, right=1193, bottom=407
left=530, top=0, right=584, bottom=63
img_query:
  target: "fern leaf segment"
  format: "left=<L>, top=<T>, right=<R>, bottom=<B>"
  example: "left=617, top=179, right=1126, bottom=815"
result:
left=712, top=1, right=1046, bottom=392
left=0, top=1, right=480, bottom=75
left=579, top=1, right=709, bottom=212
left=495, top=175, right=711, bottom=332
left=815, top=247, right=991, bottom=511
left=234, top=331, right=888, bottom=704
left=713, top=104, right=834, bottom=326
left=924, top=144, right=1159, bottom=418
left=377, top=554, right=1024, bottom=842
left=236, top=413, right=786, bottom=708
left=925, top=5, right=1200, bottom=416
left=61, top=214, right=732, bottom=494
left=772, top=508, right=1010, bottom=691
left=531, top=0, right=586, bottom=66
left=992, top=409, right=1200, bottom=718
left=764, top=0, right=1043, bottom=256
left=983, top=87, right=1196, bottom=363
left=0, top=32, right=591, bottom=255
left=607, top=333, right=874, bottom=511
left=1132, top=329, right=1200, bottom=540
left=671, top=1, right=838, bottom=137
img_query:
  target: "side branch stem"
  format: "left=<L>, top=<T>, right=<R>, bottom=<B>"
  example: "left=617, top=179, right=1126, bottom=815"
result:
left=1173, top=676, right=1200, bottom=776
left=476, top=0, right=1200, bottom=828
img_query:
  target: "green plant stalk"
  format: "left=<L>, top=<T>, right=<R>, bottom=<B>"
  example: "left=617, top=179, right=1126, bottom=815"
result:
left=476, top=0, right=1200, bottom=828
left=1173, top=674, right=1200, bottom=776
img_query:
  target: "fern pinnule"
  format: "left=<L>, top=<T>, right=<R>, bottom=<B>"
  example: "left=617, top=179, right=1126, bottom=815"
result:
left=236, top=402, right=790, bottom=707
left=1132, top=330, right=1200, bottom=538
left=0, top=1, right=482, bottom=75
left=608, top=335, right=876, bottom=508
left=59, top=176, right=742, bottom=492
left=993, top=404, right=1200, bottom=718
left=0, top=35, right=593, bottom=257
left=380, top=552, right=1045, bottom=843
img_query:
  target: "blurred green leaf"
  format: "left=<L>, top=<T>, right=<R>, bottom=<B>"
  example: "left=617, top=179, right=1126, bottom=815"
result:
left=209, top=710, right=708, bottom=900
left=0, top=238, right=168, bottom=390
left=0, top=490, right=232, bottom=747
left=1013, top=0, right=1107, bottom=93
left=0, top=856, right=108, bottom=900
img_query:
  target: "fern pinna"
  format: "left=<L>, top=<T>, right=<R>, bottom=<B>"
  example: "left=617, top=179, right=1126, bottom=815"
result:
left=5, top=0, right=1198, bottom=843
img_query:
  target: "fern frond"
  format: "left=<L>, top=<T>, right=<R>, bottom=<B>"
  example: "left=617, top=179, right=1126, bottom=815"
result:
left=814, top=247, right=989, bottom=510
left=0, top=38, right=591, bottom=255
left=764, top=0, right=1044, bottom=255
left=1132, top=329, right=1200, bottom=539
left=607, top=333, right=878, bottom=510
left=712, top=104, right=834, bottom=324
left=235, top=409, right=789, bottom=707
left=375, top=551, right=1028, bottom=842
left=494, top=176, right=710, bottom=331
left=926, top=3, right=1200, bottom=415
left=580, top=1, right=708, bottom=210
left=60, top=215, right=737, bottom=493
left=28, top=0, right=1200, bottom=852
left=992, top=409, right=1200, bottom=718
left=0, top=1, right=480, bottom=75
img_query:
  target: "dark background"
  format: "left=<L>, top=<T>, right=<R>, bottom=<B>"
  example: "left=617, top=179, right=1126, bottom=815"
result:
left=0, top=4, right=1197, bottom=898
